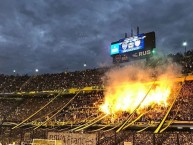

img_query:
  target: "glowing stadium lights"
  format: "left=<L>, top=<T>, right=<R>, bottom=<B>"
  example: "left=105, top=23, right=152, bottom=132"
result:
left=13, top=70, right=16, bottom=73
left=182, top=41, right=187, bottom=54
left=35, top=69, right=39, bottom=72
left=83, top=63, right=87, bottom=67
left=182, top=41, right=187, bottom=47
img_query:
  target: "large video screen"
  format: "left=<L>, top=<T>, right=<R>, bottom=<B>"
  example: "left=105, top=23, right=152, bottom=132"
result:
left=111, top=31, right=156, bottom=63
left=110, top=34, right=145, bottom=55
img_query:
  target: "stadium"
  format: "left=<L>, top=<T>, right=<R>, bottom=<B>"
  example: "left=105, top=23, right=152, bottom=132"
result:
left=1, top=30, right=193, bottom=145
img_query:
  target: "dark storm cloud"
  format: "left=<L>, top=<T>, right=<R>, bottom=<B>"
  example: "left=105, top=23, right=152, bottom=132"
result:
left=0, top=0, right=192, bottom=74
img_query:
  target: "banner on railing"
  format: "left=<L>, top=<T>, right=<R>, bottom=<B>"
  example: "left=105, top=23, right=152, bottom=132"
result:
left=48, top=132, right=96, bottom=145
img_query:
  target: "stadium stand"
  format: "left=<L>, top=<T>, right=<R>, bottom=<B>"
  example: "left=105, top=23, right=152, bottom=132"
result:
left=0, top=51, right=193, bottom=144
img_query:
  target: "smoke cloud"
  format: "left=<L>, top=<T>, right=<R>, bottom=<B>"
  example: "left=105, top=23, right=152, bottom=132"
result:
left=100, top=59, right=182, bottom=115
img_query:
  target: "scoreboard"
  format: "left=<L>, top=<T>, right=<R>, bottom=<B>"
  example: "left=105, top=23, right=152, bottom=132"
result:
left=110, top=33, right=145, bottom=55
left=111, top=32, right=156, bottom=63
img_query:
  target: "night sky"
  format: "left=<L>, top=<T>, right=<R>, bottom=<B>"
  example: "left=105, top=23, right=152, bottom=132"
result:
left=0, top=0, right=193, bottom=74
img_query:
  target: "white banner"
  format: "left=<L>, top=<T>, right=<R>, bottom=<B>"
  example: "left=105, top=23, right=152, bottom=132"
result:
left=48, top=132, right=96, bottom=145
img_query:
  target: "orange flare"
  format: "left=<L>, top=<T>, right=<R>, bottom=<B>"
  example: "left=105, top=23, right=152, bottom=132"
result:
left=100, top=79, right=173, bottom=115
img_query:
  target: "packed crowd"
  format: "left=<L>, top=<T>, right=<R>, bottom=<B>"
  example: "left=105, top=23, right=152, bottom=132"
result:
left=0, top=68, right=107, bottom=93
left=0, top=80, right=193, bottom=129
left=0, top=50, right=192, bottom=93
left=2, top=128, right=193, bottom=145
left=2, top=81, right=192, bottom=127
left=118, top=131, right=193, bottom=145
left=168, top=50, right=193, bottom=74
left=1, top=51, right=193, bottom=144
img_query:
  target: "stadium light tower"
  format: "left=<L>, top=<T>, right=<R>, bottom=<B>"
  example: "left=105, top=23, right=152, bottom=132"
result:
left=13, top=70, right=16, bottom=73
left=182, top=41, right=187, bottom=54
left=35, top=68, right=39, bottom=73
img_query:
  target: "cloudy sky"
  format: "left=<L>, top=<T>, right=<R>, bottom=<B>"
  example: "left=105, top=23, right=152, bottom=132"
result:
left=0, top=0, right=192, bottom=74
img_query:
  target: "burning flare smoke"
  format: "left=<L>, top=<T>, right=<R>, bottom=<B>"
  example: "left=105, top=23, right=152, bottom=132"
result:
left=100, top=62, right=181, bottom=115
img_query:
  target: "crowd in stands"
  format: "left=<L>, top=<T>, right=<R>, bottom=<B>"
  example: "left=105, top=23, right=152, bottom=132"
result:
left=0, top=68, right=106, bottom=93
left=1, top=51, right=193, bottom=144
left=1, top=81, right=193, bottom=144
left=168, top=50, right=193, bottom=74
left=117, top=131, right=193, bottom=145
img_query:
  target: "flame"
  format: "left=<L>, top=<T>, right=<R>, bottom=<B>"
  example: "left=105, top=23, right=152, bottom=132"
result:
left=100, top=79, right=173, bottom=115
